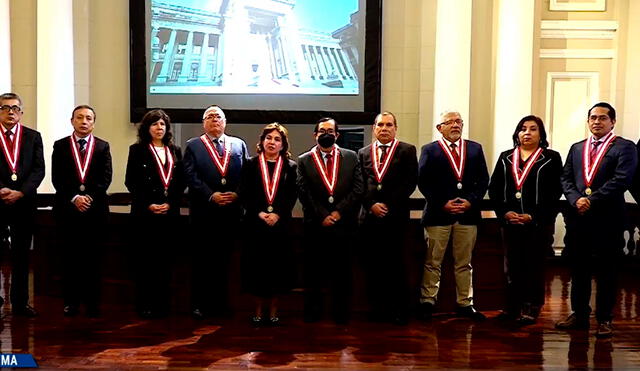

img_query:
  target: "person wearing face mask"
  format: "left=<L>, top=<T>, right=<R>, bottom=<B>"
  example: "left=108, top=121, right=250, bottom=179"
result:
left=238, top=123, right=297, bottom=327
left=297, top=117, right=363, bottom=324
left=556, top=102, right=637, bottom=339
left=0, top=93, right=45, bottom=317
left=183, top=105, right=249, bottom=319
left=488, top=115, right=562, bottom=325
left=125, top=109, right=185, bottom=318
left=52, top=105, right=113, bottom=318
left=417, top=110, right=489, bottom=321
left=358, top=111, right=418, bottom=325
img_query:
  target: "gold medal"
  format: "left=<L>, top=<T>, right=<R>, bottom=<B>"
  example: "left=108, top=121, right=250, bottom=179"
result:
left=328, top=196, right=334, bottom=204
left=79, top=184, right=85, bottom=192
left=221, top=177, right=226, bottom=185
left=457, top=182, right=462, bottom=190
left=585, top=187, right=592, bottom=196
left=164, top=190, right=169, bottom=197
left=377, top=184, right=382, bottom=191
left=11, top=173, right=17, bottom=181
left=267, top=205, right=274, bottom=212
left=515, top=191, right=522, bottom=199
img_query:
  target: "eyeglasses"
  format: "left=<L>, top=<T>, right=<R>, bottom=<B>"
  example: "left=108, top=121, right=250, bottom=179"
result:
left=203, top=113, right=224, bottom=121
left=317, top=129, right=336, bottom=135
left=589, top=115, right=610, bottom=122
left=441, top=119, right=463, bottom=126
left=0, top=105, right=22, bottom=113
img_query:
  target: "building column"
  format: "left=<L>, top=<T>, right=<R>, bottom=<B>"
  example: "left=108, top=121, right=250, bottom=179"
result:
left=432, top=0, right=473, bottom=140
left=37, top=0, right=75, bottom=192
left=178, top=31, right=195, bottom=82
left=198, top=32, right=210, bottom=81
left=491, top=0, right=535, bottom=164
left=157, top=29, right=177, bottom=82
left=0, top=0, right=11, bottom=93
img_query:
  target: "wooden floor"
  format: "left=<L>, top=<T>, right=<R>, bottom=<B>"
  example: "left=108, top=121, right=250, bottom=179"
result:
left=1, top=265, right=640, bottom=370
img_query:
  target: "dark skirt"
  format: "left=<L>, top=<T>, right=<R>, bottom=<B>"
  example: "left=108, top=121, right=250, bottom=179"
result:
left=241, top=219, right=295, bottom=297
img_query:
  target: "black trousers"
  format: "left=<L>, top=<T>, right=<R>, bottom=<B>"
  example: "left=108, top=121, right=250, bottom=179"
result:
left=565, top=215, right=623, bottom=322
left=58, top=213, right=106, bottom=310
left=0, top=207, right=35, bottom=308
left=133, top=212, right=179, bottom=314
left=502, top=223, right=552, bottom=315
left=303, top=223, right=354, bottom=322
left=190, top=215, right=237, bottom=315
left=360, top=217, right=409, bottom=320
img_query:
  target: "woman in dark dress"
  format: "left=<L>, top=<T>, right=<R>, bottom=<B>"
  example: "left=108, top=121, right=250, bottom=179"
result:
left=125, top=109, right=185, bottom=318
left=488, top=115, right=563, bottom=325
left=239, top=123, right=297, bottom=326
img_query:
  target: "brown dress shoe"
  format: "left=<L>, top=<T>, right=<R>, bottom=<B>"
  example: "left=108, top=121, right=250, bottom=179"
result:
left=555, top=313, right=589, bottom=330
left=595, top=321, right=613, bottom=338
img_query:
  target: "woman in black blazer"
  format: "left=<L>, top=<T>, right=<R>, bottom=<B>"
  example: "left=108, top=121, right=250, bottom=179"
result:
left=238, top=123, right=297, bottom=326
left=488, top=115, right=563, bottom=325
left=125, top=109, right=185, bottom=318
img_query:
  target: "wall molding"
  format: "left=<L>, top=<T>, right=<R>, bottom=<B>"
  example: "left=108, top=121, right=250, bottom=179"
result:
left=549, top=0, right=606, bottom=12
left=540, top=49, right=615, bottom=59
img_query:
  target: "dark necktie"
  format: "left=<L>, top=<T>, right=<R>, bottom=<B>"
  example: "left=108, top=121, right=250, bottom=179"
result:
left=450, top=143, right=460, bottom=163
left=325, top=152, right=333, bottom=175
left=213, top=138, right=223, bottom=156
left=378, top=145, right=388, bottom=170
left=78, top=138, right=87, bottom=159
left=590, top=141, right=602, bottom=164
left=4, top=130, right=13, bottom=153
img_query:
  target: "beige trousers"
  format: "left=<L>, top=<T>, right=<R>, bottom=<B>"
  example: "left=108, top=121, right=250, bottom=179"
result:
left=420, top=223, right=477, bottom=306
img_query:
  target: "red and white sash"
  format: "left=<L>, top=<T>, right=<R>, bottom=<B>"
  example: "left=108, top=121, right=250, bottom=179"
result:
left=0, top=123, right=22, bottom=178
left=511, top=147, right=543, bottom=191
left=582, top=131, right=616, bottom=189
left=371, top=139, right=399, bottom=184
left=69, top=134, right=95, bottom=185
left=310, top=146, right=340, bottom=196
left=259, top=153, right=284, bottom=207
left=200, top=134, right=231, bottom=177
left=149, top=144, right=174, bottom=192
left=437, top=138, right=466, bottom=182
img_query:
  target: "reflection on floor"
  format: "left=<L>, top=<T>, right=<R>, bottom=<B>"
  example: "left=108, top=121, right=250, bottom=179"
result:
left=1, top=265, right=639, bottom=369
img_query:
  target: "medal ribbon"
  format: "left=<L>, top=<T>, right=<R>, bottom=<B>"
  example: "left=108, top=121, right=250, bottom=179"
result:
left=200, top=134, right=230, bottom=177
left=70, top=134, right=95, bottom=185
left=582, top=131, right=616, bottom=187
left=259, top=153, right=283, bottom=206
left=511, top=147, right=543, bottom=191
left=148, top=144, right=174, bottom=191
left=0, top=123, right=22, bottom=175
left=437, top=138, right=466, bottom=182
left=371, top=139, right=399, bottom=184
left=310, top=146, right=340, bottom=196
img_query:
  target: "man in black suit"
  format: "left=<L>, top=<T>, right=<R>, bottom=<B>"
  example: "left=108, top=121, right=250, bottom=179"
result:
left=0, top=93, right=45, bottom=317
left=183, top=105, right=249, bottom=319
left=52, top=105, right=112, bottom=317
left=417, top=110, right=489, bottom=321
left=358, top=111, right=417, bottom=324
left=297, top=117, right=363, bottom=324
left=556, top=102, right=637, bottom=338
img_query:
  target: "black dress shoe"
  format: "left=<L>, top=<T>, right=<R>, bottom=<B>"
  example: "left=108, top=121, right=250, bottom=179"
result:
left=250, top=316, right=263, bottom=327
left=267, top=317, right=281, bottom=327
left=419, top=302, right=433, bottom=321
left=63, top=305, right=79, bottom=317
left=455, top=305, right=486, bottom=321
left=595, top=321, right=613, bottom=338
left=13, top=305, right=38, bottom=317
left=192, top=308, right=205, bottom=320
left=392, top=315, right=409, bottom=326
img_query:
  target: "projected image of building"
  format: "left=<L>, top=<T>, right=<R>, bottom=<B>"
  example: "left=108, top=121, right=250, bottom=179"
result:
left=149, top=0, right=360, bottom=95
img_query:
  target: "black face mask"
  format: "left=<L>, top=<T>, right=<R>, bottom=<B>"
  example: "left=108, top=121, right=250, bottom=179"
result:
left=317, top=133, right=336, bottom=148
